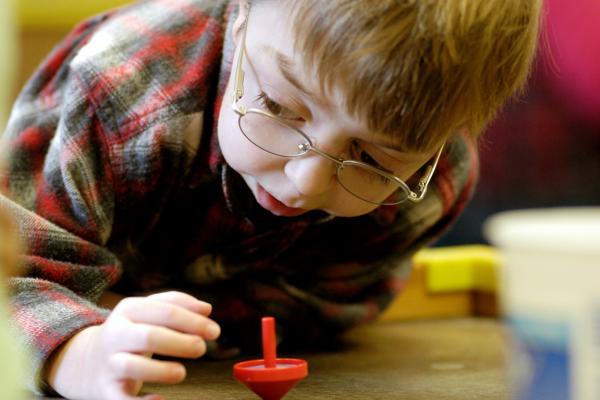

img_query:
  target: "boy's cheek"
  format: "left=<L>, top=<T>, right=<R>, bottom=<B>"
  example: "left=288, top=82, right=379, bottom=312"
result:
left=218, top=117, right=280, bottom=176
left=218, top=125, right=280, bottom=176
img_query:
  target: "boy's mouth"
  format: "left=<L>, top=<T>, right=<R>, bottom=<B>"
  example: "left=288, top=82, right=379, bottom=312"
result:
left=256, top=184, right=307, bottom=217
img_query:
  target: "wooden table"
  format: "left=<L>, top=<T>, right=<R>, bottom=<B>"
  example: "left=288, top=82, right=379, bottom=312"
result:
left=40, top=318, right=510, bottom=400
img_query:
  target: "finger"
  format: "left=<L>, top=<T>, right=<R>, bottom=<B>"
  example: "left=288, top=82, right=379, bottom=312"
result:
left=147, top=291, right=213, bottom=315
left=115, top=298, right=221, bottom=339
left=110, top=352, right=186, bottom=384
left=121, top=324, right=207, bottom=358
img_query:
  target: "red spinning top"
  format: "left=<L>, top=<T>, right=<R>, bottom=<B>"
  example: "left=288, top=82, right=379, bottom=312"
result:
left=233, top=317, right=308, bottom=400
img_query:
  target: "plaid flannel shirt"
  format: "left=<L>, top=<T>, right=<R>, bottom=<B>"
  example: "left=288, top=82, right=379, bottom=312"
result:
left=0, top=0, right=478, bottom=393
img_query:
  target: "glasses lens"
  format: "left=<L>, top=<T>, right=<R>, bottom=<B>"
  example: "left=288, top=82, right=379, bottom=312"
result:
left=238, top=110, right=413, bottom=205
left=239, top=111, right=309, bottom=157
left=337, top=164, right=410, bottom=205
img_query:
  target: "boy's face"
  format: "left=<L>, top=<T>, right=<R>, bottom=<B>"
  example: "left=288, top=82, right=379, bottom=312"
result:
left=217, top=1, right=436, bottom=218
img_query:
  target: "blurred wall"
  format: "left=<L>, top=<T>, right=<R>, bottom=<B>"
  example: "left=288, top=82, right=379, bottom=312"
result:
left=1, top=0, right=16, bottom=128
left=1, top=1, right=27, bottom=398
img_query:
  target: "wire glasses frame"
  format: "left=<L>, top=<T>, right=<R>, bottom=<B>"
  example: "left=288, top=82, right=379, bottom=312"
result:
left=230, top=16, right=444, bottom=205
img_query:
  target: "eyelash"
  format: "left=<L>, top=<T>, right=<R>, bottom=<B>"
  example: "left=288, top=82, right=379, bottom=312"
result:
left=350, top=141, right=392, bottom=184
left=255, top=92, right=302, bottom=121
left=254, top=93, right=392, bottom=184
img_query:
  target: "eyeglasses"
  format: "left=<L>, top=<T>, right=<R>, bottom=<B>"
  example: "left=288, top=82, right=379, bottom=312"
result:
left=231, top=16, right=444, bottom=205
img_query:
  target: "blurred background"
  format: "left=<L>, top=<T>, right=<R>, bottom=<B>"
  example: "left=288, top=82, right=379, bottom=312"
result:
left=0, top=0, right=15, bottom=126
left=440, top=0, right=600, bottom=244
left=1, top=1, right=26, bottom=398
left=6, top=0, right=600, bottom=246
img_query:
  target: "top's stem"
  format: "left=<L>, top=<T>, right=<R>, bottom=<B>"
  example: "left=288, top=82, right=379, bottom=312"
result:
left=262, top=317, right=277, bottom=368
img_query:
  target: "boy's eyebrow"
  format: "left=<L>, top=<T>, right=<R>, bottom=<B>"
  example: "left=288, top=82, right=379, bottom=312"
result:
left=261, top=45, right=313, bottom=97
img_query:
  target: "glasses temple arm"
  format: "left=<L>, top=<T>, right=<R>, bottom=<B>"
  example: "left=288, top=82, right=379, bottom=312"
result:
left=232, top=17, right=249, bottom=104
left=408, top=143, right=445, bottom=202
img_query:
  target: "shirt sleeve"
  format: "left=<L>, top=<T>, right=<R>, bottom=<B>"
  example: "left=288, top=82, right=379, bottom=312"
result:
left=0, top=18, right=121, bottom=394
left=201, top=136, right=479, bottom=352
left=2, top=1, right=229, bottom=391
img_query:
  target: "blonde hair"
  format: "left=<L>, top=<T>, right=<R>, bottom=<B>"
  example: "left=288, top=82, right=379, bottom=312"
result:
left=275, top=0, right=542, bottom=151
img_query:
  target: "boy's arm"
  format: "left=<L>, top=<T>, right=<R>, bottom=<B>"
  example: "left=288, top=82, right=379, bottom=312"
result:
left=1, top=185, right=118, bottom=394
left=0, top=15, right=120, bottom=394
left=0, top=13, right=192, bottom=394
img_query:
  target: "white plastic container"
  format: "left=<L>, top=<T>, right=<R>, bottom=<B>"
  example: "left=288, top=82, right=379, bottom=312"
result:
left=484, top=207, right=600, bottom=400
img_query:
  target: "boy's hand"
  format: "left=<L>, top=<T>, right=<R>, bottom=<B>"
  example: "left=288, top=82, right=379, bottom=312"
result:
left=45, top=291, right=220, bottom=400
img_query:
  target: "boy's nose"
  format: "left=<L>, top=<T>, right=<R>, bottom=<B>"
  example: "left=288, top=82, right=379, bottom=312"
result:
left=284, top=153, right=336, bottom=197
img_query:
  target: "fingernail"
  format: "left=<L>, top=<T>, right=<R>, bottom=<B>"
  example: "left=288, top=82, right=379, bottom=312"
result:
left=206, top=323, right=221, bottom=339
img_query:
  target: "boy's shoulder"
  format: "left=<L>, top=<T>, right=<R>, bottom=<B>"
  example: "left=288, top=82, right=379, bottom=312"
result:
left=66, top=0, right=234, bottom=138
left=74, top=0, right=231, bottom=66
left=72, top=0, right=231, bottom=85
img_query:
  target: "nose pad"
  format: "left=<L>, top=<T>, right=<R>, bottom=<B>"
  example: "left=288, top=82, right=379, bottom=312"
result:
left=284, top=154, right=336, bottom=197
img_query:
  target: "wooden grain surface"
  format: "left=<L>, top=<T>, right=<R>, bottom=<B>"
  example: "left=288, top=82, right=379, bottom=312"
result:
left=39, top=318, right=510, bottom=400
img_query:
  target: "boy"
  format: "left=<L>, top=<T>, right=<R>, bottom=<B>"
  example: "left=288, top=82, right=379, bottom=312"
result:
left=0, top=0, right=541, bottom=398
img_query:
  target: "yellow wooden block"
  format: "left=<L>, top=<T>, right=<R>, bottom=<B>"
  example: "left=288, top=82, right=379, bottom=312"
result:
left=416, top=245, right=500, bottom=293
left=378, top=245, right=501, bottom=322
left=378, top=261, right=472, bottom=322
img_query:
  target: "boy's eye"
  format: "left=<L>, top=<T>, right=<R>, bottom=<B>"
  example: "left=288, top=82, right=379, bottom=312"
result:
left=349, top=142, right=390, bottom=182
left=350, top=141, right=384, bottom=168
left=256, top=92, right=301, bottom=120
left=350, top=141, right=395, bottom=182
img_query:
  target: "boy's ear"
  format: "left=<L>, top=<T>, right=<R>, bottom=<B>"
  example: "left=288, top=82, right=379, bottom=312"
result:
left=232, top=0, right=250, bottom=47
